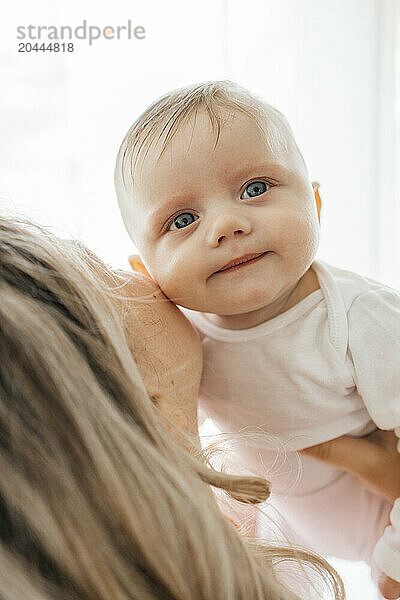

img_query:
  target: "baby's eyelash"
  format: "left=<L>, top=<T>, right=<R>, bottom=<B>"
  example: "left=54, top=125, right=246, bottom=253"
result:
left=242, top=177, right=275, bottom=190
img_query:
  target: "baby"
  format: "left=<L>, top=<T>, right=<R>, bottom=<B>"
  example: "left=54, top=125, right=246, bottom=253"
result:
left=115, top=81, right=400, bottom=594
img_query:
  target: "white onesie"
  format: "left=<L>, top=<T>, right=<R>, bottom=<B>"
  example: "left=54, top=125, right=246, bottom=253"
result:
left=181, top=260, right=400, bottom=581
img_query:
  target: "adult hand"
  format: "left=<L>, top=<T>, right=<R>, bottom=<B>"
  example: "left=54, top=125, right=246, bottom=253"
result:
left=300, top=429, right=400, bottom=503
left=301, top=430, right=400, bottom=598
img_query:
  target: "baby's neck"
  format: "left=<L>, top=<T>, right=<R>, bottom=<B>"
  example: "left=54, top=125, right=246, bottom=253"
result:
left=202, top=267, right=320, bottom=330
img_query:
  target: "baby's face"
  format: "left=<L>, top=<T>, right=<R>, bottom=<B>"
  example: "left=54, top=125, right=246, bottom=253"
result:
left=128, top=109, right=319, bottom=317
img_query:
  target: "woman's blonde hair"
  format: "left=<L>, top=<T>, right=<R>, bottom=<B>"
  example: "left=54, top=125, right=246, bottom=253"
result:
left=0, top=216, right=343, bottom=599
left=115, top=80, right=307, bottom=233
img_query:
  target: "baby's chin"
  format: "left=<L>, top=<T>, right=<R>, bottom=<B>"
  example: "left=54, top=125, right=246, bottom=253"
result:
left=177, top=298, right=270, bottom=317
left=169, top=281, right=274, bottom=316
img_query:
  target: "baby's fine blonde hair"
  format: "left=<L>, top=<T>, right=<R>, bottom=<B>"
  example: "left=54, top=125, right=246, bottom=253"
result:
left=115, top=80, right=307, bottom=231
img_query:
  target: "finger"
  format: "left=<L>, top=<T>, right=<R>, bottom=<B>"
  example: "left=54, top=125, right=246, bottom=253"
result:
left=300, top=436, right=372, bottom=471
left=301, top=437, right=397, bottom=497
left=379, top=574, right=400, bottom=599
left=367, top=429, right=398, bottom=451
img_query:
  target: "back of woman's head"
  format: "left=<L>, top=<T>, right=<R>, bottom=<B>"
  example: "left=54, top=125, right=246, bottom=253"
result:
left=0, top=216, right=342, bottom=600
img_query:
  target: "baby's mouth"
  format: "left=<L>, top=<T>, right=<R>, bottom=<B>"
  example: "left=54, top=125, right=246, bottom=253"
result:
left=216, top=252, right=269, bottom=274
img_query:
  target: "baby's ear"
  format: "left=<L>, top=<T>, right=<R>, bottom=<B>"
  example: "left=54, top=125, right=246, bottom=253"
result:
left=128, top=255, right=153, bottom=279
left=312, top=181, right=321, bottom=222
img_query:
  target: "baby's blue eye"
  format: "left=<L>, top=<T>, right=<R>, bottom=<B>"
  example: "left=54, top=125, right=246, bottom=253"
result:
left=169, top=212, right=199, bottom=230
left=242, top=181, right=268, bottom=198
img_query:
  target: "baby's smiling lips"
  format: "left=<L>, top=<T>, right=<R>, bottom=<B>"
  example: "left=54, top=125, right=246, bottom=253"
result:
left=216, top=252, right=268, bottom=274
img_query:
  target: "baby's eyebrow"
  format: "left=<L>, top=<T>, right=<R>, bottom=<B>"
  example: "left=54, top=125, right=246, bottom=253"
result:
left=228, top=161, right=288, bottom=181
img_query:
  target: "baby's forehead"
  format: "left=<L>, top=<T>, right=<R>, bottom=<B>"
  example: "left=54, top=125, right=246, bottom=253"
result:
left=168, top=107, right=290, bottom=157
left=136, top=108, right=301, bottom=181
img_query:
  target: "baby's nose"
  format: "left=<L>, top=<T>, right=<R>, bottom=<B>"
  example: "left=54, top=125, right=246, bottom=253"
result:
left=206, top=211, right=252, bottom=247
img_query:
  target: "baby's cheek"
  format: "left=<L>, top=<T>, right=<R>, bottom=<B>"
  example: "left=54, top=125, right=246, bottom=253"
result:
left=285, top=211, right=319, bottom=258
left=298, top=219, right=320, bottom=259
left=163, top=266, right=198, bottom=301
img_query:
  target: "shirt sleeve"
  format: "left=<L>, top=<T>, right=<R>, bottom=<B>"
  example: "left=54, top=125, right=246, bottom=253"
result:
left=348, top=287, right=400, bottom=429
left=348, top=287, right=400, bottom=581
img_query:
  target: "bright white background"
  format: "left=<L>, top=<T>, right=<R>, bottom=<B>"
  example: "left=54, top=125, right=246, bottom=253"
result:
left=1, top=1, right=400, bottom=598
